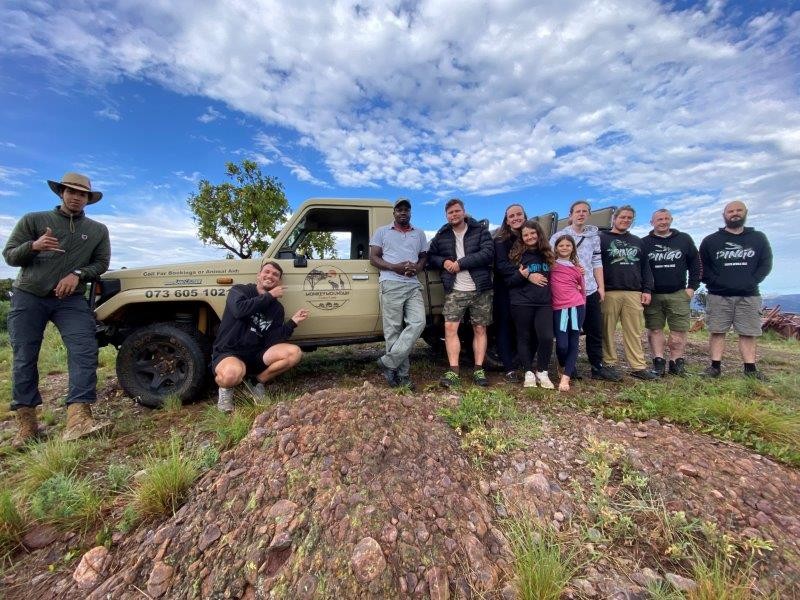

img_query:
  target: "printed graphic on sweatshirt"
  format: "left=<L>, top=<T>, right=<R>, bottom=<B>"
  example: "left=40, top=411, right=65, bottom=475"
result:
left=715, top=241, right=755, bottom=267
left=606, top=240, right=640, bottom=265
left=649, top=243, right=682, bottom=269
left=249, top=315, right=273, bottom=336
left=526, top=262, right=550, bottom=273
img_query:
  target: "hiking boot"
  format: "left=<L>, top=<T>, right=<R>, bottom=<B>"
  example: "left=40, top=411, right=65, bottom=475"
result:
left=504, top=370, right=519, bottom=384
left=591, top=365, right=622, bottom=382
left=652, top=357, right=666, bottom=377
left=630, top=369, right=658, bottom=381
left=702, top=365, right=721, bottom=378
left=242, top=378, right=266, bottom=400
left=473, top=369, right=489, bottom=387
left=217, top=387, right=235, bottom=413
left=439, top=370, right=461, bottom=388
left=376, top=357, right=400, bottom=387
left=63, top=403, right=111, bottom=442
left=523, top=371, right=536, bottom=388
left=11, top=407, right=38, bottom=450
left=536, top=371, right=555, bottom=389
left=668, top=358, right=687, bottom=376
left=744, top=368, right=768, bottom=382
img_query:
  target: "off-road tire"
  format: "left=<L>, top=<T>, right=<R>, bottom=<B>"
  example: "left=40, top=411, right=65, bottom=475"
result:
left=116, top=323, right=209, bottom=408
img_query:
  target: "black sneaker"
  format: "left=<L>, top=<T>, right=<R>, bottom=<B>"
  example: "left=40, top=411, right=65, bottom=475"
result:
left=440, top=370, right=461, bottom=388
left=668, top=358, right=687, bottom=376
left=703, top=365, right=721, bottom=378
left=376, top=357, right=400, bottom=387
left=630, top=369, right=658, bottom=381
left=591, top=365, right=623, bottom=382
left=653, top=357, right=666, bottom=377
left=744, top=369, right=768, bottom=382
left=503, top=370, right=519, bottom=384
left=473, top=369, right=489, bottom=387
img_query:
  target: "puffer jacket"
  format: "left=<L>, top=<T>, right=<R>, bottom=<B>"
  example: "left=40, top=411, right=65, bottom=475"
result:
left=427, top=217, right=494, bottom=293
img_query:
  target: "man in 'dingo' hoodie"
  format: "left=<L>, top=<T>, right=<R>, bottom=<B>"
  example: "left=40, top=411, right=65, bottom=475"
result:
left=699, top=200, right=772, bottom=380
left=642, top=209, right=700, bottom=377
left=599, top=205, right=657, bottom=381
left=550, top=201, right=621, bottom=381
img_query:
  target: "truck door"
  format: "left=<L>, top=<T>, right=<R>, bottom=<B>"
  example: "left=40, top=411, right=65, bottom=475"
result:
left=273, top=206, right=380, bottom=341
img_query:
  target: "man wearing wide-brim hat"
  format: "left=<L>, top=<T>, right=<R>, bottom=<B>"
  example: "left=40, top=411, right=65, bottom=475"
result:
left=3, top=172, right=112, bottom=447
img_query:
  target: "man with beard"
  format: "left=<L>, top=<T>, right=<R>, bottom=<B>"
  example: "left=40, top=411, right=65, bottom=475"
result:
left=370, top=198, right=428, bottom=389
left=699, top=201, right=772, bottom=379
left=642, top=209, right=700, bottom=376
left=599, top=205, right=657, bottom=380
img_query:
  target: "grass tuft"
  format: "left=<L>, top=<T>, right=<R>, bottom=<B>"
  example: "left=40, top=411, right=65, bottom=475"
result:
left=130, top=433, right=200, bottom=518
left=0, top=489, right=26, bottom=554
left=161, top=393, right=183, bottom=412
left=503, top=517, right=579, bottom=600
left=28, top=473, right=102, bottom=528
left=18, top=438, right=83, bottom=492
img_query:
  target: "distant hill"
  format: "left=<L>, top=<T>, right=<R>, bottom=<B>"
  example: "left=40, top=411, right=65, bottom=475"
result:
left=763, top=294, right=800, bottom=313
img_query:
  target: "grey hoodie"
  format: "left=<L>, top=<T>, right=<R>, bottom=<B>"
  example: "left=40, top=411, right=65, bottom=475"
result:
left=550, top=224, right=602, bottom=295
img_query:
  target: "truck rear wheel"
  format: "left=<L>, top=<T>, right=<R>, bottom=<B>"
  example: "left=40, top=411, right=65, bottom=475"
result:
left=116, top=323, right=209, bottom=408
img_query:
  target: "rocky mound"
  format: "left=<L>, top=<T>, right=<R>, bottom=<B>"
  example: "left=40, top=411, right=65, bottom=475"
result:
left=39, top=382, right=512, bottom=599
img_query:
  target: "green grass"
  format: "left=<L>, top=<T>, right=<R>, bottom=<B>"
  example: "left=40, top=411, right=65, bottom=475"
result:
left=502, top=517, right=580, bottom=600
left=161, top=393, right=183, bottom=413
left=17, top=438, right=83, bottom=493
left=129, top=433, right=201, bottom=519
left=106, top=462, right=135, bottom=492
left=201, top=405, right=255, bottom=450
left=689, top=554, right=758, bottom=600
left=28, top=473, right=102, bottom=528
left=604, top=376, right=800, bottom=466
left=0, top=489, right=26, bottom=555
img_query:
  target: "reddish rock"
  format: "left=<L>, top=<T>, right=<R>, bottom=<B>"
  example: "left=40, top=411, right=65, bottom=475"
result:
left=426, top=566, right=450, bottom=600
left=146, top=561, right=174, bottom=598
left=351, top=537, right=386, bottom=583
left=72, top=546, right=110, bottom=591
left=21, top=524, right=59, bottom=550
left=198, top=523, right=221, bottom=552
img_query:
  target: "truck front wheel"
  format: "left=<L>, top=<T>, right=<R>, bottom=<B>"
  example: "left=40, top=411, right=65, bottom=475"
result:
left=116, top=323, right=209, bottom=408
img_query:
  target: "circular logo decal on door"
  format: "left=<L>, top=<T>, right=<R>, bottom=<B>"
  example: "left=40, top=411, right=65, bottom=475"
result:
left=303, top=266, right=351, bottom=310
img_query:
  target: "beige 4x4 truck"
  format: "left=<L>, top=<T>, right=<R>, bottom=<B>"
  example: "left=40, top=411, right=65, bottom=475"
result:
left=92, top=199, right=613, bottom=407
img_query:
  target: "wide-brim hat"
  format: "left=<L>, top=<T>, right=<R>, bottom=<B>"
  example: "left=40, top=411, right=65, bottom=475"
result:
left=47, top=172, right=103, bottom=204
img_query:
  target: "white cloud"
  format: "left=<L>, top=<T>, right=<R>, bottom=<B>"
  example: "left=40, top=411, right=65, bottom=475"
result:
left=173, top=170, right=201, bottom=183
left=197, top=106, right=224, bottom=123
left=95, top=107, right=120, bottom=121
left=1, top=1, right=799, bottom=288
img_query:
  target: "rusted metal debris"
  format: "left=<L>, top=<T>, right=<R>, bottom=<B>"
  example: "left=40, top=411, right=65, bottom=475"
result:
left=761, top=306, right=800, bottom=340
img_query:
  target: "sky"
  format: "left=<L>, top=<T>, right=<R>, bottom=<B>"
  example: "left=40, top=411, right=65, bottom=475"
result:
left=1, top=0, right=798, bottom=294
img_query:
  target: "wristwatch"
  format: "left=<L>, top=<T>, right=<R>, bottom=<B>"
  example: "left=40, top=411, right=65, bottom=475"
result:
left=72, top=269, right=82, bottom=280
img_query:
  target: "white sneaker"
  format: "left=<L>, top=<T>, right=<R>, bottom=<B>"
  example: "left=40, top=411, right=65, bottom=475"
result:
left=217, top=387, right=234, bottom=413
left=536, top=371, right=555, bottom=389
left=243, top=379, right=266, bottom=400
left=523, top=371, right=537, bottom=388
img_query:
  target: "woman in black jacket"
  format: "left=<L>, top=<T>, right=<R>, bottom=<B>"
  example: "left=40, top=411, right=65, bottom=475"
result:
left=506, top=220, right=555, bottom=389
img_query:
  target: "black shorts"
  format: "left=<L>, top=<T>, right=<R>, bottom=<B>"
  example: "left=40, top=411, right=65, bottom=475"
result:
left=212, top=350, right=267, bottom=376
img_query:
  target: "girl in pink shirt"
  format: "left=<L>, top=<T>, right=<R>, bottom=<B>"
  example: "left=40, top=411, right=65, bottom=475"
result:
left=550, top=235, right=586, bottom=391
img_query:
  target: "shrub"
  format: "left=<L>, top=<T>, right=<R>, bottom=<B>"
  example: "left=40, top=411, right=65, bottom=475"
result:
left=29, top=473, right=102, bottom=528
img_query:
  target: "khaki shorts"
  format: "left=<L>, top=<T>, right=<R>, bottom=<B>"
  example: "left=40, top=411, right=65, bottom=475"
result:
left=644, top=290, right=691, bottom=332
left=706, top=294, right=762, bottom=337
left=443, top=290, right=494, bottom=325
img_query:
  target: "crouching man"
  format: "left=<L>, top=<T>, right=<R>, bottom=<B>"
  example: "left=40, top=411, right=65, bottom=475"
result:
left=212, top=261, right=309, bottom=412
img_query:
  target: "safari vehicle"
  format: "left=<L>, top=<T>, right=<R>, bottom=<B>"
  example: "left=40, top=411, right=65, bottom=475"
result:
left=92, top=199, right=614, bottom=407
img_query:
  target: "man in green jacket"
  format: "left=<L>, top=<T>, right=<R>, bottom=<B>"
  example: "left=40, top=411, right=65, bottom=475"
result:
left=3, top=172, right=111, bottom=447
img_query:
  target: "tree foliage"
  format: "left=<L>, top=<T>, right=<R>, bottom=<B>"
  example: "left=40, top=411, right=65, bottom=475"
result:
left=187, top=161, right=289, bottom=259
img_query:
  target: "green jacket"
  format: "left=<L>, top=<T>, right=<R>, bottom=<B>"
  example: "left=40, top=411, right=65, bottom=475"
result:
left=3, top=206, right=111, bottom=297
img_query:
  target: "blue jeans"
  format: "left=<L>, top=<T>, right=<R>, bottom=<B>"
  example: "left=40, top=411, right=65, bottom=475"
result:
left=379, top=281, right=426, bottom=378
left=8, top=289, right=98, bottom=409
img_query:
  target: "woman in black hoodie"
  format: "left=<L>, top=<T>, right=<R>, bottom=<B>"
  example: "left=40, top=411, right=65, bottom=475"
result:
left=506, top=220, right=555, bottom=389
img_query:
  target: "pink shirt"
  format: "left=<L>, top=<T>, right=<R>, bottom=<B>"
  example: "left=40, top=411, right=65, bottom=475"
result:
left=550, top=260, right=585, bottom=310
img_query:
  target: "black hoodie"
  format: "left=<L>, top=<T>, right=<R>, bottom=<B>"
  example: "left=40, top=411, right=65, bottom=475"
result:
left=699, top=227, right=772, bottom=296
left=600, top=231, right=654, bottom=293
left=642, top=229, right=701, bottom=293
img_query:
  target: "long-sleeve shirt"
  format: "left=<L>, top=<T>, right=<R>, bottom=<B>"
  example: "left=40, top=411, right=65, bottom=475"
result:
left=642, top=229, right=701, bottom=293
left=699, top=228, right=772, bottom=297
left=550, top=260, right=585, bottom=310
left=600, top=231, right=653, bottom=293
left=2, top=206, right=111, bottom=297
left=212, top=284, right=297, bottom=362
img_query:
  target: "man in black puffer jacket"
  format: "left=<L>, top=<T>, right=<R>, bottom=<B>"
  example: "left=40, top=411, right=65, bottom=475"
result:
left=427, top=198, right=494, bottom=387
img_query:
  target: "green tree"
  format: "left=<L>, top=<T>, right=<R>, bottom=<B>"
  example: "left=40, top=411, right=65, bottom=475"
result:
left=187, top=161, right=289, bottom=259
